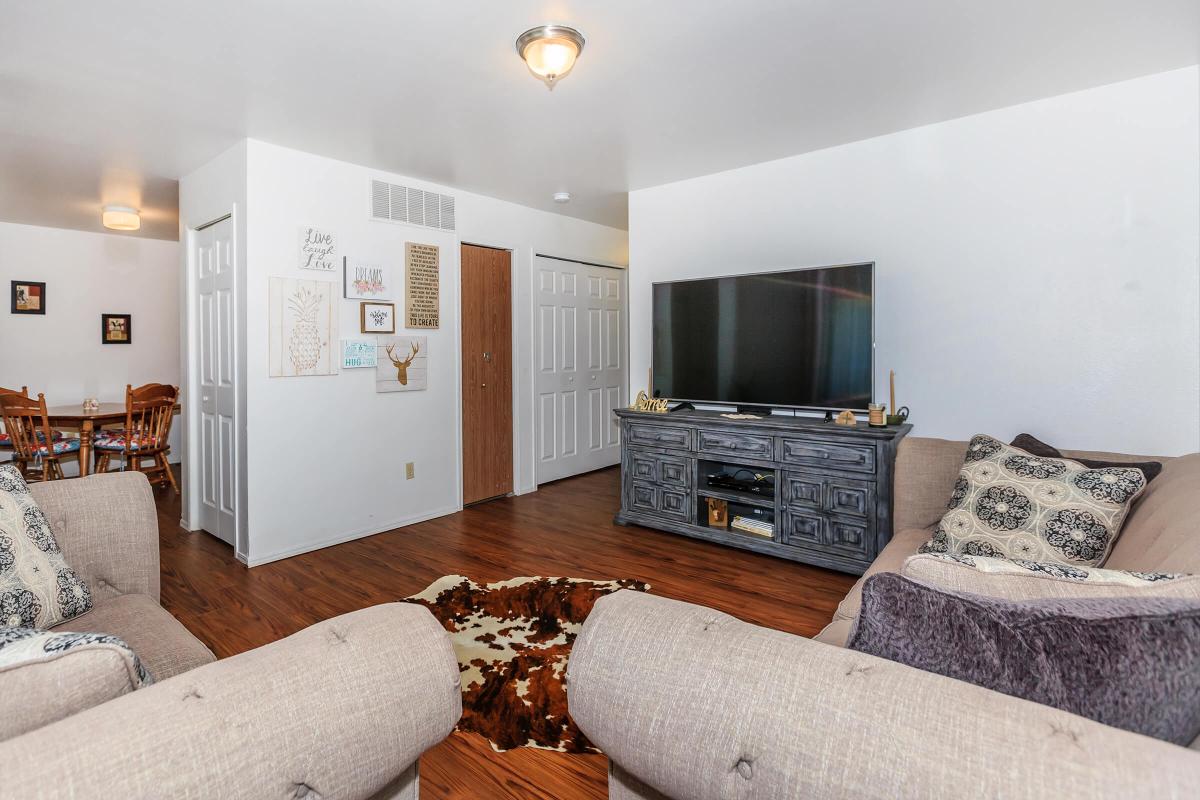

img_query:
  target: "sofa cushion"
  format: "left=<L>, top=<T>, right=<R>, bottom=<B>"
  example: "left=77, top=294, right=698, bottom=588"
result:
left=54, top=593, right=215, bottom=680
left=919, top=434, right=1148, bottom=566
left=848, top=572, right=1200, bottom=745
left=1106, top=453, right=1200, bottom=574
left=0, top=464, right=93, bottom=627
left=903, top=553, right=1200, bottom=600
left=0, top=626, right=152, bottom=741
left=813, top=526, right=930, bottom=646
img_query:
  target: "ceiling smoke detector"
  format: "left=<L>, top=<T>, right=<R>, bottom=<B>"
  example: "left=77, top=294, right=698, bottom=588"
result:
left=553, top=192, right=572, bottom=204
left=516, top=25, right=585, bottom=90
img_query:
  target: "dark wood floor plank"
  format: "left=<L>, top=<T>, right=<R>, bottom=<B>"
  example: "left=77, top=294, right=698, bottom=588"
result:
left=154, top=465, right=853, bottom=799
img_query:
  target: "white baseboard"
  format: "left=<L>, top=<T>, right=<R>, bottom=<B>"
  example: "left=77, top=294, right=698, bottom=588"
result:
left=244, top=503, right=462, bottom=567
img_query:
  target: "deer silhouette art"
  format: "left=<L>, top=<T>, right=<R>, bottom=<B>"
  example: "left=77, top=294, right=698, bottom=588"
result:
left=385, top=340, right=420, bottom=385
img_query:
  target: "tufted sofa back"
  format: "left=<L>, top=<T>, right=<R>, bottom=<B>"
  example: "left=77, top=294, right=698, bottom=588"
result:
left=891, top=436, right=1189, bottom=571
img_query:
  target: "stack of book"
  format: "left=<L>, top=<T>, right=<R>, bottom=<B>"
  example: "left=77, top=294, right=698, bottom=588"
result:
left=730, top=515, right=774, bottom=538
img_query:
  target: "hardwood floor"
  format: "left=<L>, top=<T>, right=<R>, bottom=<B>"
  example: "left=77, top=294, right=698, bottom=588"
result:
left=156, top=466, right=855, bottom=799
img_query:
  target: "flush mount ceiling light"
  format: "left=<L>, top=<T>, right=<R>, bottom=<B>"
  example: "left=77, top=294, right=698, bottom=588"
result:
left=101, top=205, right=140, bottom=231
left=516, top=25, right=585, bottom=90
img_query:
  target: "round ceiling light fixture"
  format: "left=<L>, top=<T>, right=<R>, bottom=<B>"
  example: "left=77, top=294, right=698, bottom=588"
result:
left=102, top=205, right=141, bottom=231
left=516, top=25, right=585, bottom=90
left=553, top=192, right=571, bottom=204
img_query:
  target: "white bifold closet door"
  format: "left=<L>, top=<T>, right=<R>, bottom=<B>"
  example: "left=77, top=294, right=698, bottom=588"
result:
left=535, top=255, right=627, bottom=484
left=194, top=217, right=238, bottom=546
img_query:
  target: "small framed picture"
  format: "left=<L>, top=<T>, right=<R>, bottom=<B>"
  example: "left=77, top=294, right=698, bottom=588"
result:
left=10, top=281, right=46, bottom=314
left=101, top=313, right=132, bottom=344
left=360, top=301, right=395, bottom=334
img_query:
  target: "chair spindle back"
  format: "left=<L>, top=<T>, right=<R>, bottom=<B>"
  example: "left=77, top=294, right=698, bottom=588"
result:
left=124, top=383, right=178, bottom=453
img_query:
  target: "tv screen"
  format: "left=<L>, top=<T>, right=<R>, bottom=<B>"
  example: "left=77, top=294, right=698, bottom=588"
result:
left=652, top=263, right=873, bottom=410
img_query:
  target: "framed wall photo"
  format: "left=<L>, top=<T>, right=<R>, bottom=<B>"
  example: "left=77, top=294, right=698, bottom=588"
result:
left=10, top=281, right=46, bottom=314
left=101, top=313, right=132, bottom=344
left=360, top=301, right=396, bottom=334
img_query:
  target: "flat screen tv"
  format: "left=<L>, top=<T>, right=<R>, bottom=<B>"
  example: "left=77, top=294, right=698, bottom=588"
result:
left=652, top=263, right=873, bottom=411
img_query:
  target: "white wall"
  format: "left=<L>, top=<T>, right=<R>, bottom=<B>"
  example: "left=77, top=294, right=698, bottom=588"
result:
left=177, top=140, right=249, bottom=557
left=234, top=140, right=626, bottom=565
left=629, top=67, right=1200, bottom=456
left=0, top=221, right=181, bottom=471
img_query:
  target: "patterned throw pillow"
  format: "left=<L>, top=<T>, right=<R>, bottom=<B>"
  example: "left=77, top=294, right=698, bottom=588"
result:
left=903, top=553, right=1200, bottom=601
left=919, top=435, right=1148, bottom=566
left=0, top=465, right=93, bottom=627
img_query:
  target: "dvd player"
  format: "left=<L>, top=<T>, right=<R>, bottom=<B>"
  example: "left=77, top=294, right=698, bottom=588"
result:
left=706, top=472, right=775, bottom=498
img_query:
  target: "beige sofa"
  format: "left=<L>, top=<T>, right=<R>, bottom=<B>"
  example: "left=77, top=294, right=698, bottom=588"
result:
left=568, top=437, right=1200, bottom=799
left=0, top=472, right=462, bottom=799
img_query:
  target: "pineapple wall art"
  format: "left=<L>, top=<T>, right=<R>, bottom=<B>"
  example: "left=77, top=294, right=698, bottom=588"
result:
left=268, top=277, right=338, bottom=377
left=375, top=336, right=428, bottom=393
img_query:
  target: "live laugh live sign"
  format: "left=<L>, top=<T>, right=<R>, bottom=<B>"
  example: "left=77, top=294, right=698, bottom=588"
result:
left=405, top=242, right=440, bottom=328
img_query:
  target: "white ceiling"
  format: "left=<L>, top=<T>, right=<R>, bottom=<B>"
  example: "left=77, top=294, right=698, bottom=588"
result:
left=2, top=1, right=1198, bottom=240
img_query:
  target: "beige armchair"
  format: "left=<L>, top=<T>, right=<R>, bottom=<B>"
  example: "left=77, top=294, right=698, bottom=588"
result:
left=1, top=472, right=462, bottom=799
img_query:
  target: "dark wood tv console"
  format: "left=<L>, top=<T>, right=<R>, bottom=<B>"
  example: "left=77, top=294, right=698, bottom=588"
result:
left=614, top=408, right=912, bottom=575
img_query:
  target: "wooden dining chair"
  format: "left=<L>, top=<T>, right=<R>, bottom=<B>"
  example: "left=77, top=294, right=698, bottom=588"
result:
left=93, top=383, right=180, bottom=493
left=0, top=385, right=28, bottom=469
left=0, top=392, right=82, bottom=481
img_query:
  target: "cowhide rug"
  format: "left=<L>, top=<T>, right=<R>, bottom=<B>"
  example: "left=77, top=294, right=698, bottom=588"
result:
left=403, top=575, right=648, bottom=753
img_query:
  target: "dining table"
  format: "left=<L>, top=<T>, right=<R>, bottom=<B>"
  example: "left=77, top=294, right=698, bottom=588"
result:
left=47, top=402, right=181, bottom=477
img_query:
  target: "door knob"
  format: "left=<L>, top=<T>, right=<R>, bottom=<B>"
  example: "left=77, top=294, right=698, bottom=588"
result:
left=568, top=377, right=574, bottom=383
left=483, top=352, right=492, bottom=362
left=481, top=383, right=487, bottom=388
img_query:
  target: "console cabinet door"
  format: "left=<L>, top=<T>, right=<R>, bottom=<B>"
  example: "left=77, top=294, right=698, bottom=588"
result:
left=781, top=510, right=824, bottom=547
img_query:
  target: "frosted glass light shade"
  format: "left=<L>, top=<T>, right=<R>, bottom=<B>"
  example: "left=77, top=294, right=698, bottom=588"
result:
left=102, top=205, right=140, bottom=231
left=516, top=26, right=585, bottom=89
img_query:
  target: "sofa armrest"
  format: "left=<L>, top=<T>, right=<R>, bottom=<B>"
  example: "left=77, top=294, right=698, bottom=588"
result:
left=567, top=591, right=1200, bottom=800
left=30, top=471, right=160, bottom=601
left=0, top=603, right=462, bottom=800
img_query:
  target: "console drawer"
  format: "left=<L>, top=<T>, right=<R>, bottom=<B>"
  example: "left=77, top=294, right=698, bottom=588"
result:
left=696, top=429, right=773, bottom=460
left=627, top=422, right=691, bottom=451
left=777, top=438, right=876, bottom=474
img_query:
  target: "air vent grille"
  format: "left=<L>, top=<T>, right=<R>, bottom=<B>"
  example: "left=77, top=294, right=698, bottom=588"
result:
left=370, top=179, right=456, bottom=231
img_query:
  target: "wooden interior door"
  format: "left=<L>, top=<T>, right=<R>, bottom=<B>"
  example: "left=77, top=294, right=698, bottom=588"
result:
left=461, top=244, right=513, bottom=504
